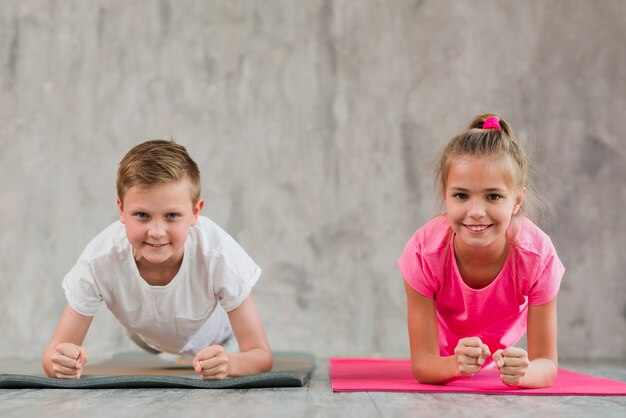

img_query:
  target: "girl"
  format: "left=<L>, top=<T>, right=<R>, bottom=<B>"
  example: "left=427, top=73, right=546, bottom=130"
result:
left=398, top=114, right=564, bottom=388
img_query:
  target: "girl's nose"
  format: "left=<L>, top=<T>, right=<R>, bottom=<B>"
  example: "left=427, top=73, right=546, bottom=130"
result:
left=468, top=199, right=486, bottom=218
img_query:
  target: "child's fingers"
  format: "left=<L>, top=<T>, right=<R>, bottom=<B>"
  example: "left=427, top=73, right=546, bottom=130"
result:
left=480, top=344, right=491, bottom=359
left=193, top=345, right=225, bottom=373
left=458, top=337, right=484, bottom=348
left=51, top=351, right=80, bottom=369
left=503, top=347, right=526, bottom=358
left=493, top=349, right=505, bottom=368
left=53, top=363, right=80, bottom=376
left=78, top=347, right=89, bottom=363
left=499, top=356, right=528, bottom=368
left=55, top=343, right=81, bottom=360
left=454, top=345, right=483, bottom=359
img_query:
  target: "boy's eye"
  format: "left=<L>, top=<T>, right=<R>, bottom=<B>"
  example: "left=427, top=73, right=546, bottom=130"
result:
left=135, top=212, right=149, bottom=219
left=487, top=194, right=502, bottom=201
left=166, top=213, right=180, bottom=220
left=453, top=193, right=468, bottom=200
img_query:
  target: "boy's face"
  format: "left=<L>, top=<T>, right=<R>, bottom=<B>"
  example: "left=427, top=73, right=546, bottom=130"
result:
left=117, top=179, right=204, bottom=270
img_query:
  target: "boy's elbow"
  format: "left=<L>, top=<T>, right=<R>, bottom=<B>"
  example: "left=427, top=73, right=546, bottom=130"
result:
left=262, top=348, right=273, bottom=372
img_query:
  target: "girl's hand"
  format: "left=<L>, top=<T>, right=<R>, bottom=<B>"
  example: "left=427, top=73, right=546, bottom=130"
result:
left=454, top=337, right=491, bottom=377
left=192, top=345, right=231, bottom=380
left=493, top=347, right=530, bottom=386
left=50, top=343, right=88, bottom=380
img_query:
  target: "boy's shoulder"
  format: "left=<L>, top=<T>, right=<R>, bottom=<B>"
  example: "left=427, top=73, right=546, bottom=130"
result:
left=79, top=221, right=128, bottom=262
left=190, top=216, right=241, bottom=254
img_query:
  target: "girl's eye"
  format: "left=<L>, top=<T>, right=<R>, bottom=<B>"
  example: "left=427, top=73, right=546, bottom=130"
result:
left=453, top=193, right=468, bottom=200
left=166, top=213, right=180, bottom=220
left=487, top=194, right=502, bottom=201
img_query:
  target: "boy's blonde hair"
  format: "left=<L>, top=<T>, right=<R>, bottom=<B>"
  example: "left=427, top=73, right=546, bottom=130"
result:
left=117, top=139, right=201, bottom=204
left=435, top=113, right=540, bottom=219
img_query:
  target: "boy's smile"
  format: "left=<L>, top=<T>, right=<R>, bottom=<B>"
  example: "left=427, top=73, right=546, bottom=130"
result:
left=117, top=179, right=204, bottom=281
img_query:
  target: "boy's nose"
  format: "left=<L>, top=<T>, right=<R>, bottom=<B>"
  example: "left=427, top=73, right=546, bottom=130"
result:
left=148, top=221, right=166, bottom=238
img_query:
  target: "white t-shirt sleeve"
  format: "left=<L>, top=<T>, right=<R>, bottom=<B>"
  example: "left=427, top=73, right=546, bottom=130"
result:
left=210, top=236, right=262, bottom=312
left=61, top=259, right=103, bottom=316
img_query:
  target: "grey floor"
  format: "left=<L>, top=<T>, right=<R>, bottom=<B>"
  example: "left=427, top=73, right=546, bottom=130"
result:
left=1, top=358, right=625, bottom=417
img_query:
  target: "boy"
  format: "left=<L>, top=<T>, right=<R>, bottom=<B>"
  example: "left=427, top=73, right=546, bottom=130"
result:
left=42, top=140, right=272, bottom=379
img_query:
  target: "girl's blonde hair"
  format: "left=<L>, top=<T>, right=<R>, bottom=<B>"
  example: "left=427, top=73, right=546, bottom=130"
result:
left=117, top=139, right=201, bottom=204
left=435, top=113, right=541, bottom=220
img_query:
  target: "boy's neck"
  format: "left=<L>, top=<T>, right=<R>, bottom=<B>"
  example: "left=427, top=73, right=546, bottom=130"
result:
left=133, top=249, right=184, bottom=286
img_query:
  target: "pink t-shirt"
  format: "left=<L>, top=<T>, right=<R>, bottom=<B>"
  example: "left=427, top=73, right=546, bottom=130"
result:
left=397, top=215, right=564, bottom=358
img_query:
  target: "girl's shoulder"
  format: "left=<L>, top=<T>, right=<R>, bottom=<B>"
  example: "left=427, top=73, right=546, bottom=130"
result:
left=409, top=214, right=451, bottom=255
left=512, top=217, right=558, bottom=258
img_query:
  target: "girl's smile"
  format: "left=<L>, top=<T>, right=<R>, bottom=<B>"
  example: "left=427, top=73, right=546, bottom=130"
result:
left=445, top=156, right=525, bottom=257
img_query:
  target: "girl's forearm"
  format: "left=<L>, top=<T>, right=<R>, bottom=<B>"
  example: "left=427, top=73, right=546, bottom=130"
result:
left=228, top=348, right=273, bottom=377
left=411, top=354, right=460, bottom=385
left=519, top=357, right=558, bottom=388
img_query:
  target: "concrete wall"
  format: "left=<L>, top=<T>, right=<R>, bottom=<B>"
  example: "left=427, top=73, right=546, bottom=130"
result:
left=1, top=0, right=624, bottom=361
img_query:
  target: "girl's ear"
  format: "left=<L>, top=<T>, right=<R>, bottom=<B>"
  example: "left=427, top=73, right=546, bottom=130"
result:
left=191, top=199, right=205, bottom=226
left=117, top=196, right=126, bottom=224
left=512, top=187, right=526, bottom=215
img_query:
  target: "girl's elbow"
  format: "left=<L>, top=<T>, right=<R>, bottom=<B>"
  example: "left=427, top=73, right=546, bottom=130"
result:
left=411, top=363, right=441, bottom=385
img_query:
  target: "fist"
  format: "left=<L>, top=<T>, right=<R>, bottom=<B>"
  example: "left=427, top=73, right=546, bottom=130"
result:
left=51, top=343, right=89, bottom=380
left=454, top=337, right=491, bottom=377
left=192, top=345, right=231, bottom=380
left=493, top=347, right=530, bottom=386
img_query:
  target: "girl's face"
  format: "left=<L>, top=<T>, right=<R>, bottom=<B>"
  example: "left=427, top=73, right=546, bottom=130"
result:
left=444, top=156, right=525, bottom=254
left=117, top=179, right=204, bottom=271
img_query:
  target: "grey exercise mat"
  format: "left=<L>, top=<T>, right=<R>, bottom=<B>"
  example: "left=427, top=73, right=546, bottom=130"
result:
left=0, top=351, right=314, bottom=389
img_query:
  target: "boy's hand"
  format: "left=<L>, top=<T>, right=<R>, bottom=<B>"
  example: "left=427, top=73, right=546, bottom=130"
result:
left=493, top=347, right=530, bottom=386
left=192, top=345, right=231, bottom=380
left=51, top=343, right=88, bottom=380
left=454, top=337, right=491, bottom=377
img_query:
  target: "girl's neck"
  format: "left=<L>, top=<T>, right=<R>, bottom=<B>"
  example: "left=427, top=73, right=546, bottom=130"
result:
left=454, top=235, right=509, bottom=289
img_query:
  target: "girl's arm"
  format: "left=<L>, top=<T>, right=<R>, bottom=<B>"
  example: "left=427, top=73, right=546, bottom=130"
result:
left=192, top=294, right=272, bottom=379
left=405, top=282, right=489, bottom=384
left=42, top=305, right=93, bottom=378
left=494, top=298, right=558, bottom=388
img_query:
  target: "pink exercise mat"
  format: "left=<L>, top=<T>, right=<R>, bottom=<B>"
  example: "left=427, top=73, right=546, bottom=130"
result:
left=330, top=358, right=626, bottom=395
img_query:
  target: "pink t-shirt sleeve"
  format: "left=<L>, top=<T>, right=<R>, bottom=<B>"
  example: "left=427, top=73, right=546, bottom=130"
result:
left=527, top=250, right=565, bottom=305
left=519, top=222, right=565, bottom=305
left=397, top=239, right=439, bottom=299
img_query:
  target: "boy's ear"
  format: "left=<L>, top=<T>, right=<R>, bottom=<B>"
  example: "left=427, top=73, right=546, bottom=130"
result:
left=512, top=187, right=527, bottom=215
left=116, top=196, right=126, bottom=224
left=191, top=199, right=204, bottom=226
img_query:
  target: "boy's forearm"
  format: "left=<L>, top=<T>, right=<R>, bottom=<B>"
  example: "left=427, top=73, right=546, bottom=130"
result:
left=228, top=348, right=273, bottom=377
left=519, top=357, right=558, bottom=388
left=41, top=346, right=56, bottom=377
left=411, top=354, right=460, bottom=385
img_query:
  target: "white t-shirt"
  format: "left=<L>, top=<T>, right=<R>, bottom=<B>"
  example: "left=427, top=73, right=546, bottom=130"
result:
left=62, top=216, right=262, bottom=355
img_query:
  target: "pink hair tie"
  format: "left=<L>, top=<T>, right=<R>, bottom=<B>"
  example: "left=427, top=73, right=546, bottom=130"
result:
left=482, top=117, right=502, bottom=130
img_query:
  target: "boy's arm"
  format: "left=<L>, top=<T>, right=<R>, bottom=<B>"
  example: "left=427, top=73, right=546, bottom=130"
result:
left=42, top=305, right=93, bottom=378
left=193, top=294, right=272, bottom=379
left=226, top=294, right=273, bottom=376
left=494, top=298, right=558, bottom=388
